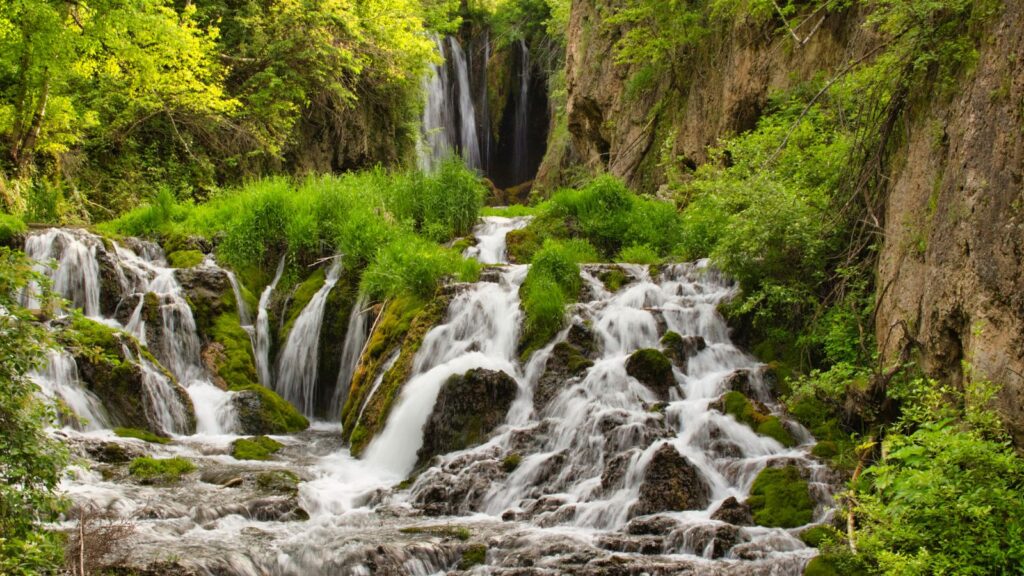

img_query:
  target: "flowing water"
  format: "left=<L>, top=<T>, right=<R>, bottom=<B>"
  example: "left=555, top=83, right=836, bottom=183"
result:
left=513, top=39, right=531, bottom=184
left=419, top=35, right=481, bottom=172
left=35, top=218, right=835, bottom=575
left=255, top=256, right=287, bottom=388
left=330, top=294, right=372, bottom=420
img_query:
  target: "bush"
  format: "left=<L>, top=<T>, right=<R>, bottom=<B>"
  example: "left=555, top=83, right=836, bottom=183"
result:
left=128, top=457, right=195, bottom=482
left=0, top=212, right=27, bottom=245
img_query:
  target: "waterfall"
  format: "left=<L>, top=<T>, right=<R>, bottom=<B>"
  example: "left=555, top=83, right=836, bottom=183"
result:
left=31, top=350, right=110, bottom=430
left=255, top=257, right=286, bottom=387
left=330, top=294, right=371, bottom=420
left=275, top=259, right=342, bottom=417
left=225, top=269, right=252, bottom=327
left=464, top=216, right=531, bottom=264
left=513, top=39, right=531, bottom=183
left=418, top=35, right=481, bottom=172
left=480, top=31, right=492, bottom=171
left=22, top=229, right=102, bottom=317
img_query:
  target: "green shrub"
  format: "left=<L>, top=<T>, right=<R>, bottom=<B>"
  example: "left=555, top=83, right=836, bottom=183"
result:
left=128, top=456, right=196, bottom=482
left=0, top=212, right=27, bottom=245
left=113, top=427, right=171, bottom=444
left=231, top=435, right=284, bottom=460
left=616, top=244, right=661, bottom=265
left=518, top=239, right=595, bottom=357
left=361, top=234, right=480, bottom=300
left=746, top=466, right=813, bottom=528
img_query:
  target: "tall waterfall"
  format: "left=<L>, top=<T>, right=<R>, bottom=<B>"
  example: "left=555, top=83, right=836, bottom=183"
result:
left=418, top=35, right=481, bottom=172
left=31, top=350, right=110, bottom=430
left=255, top=256, right=286, bottom=387
left=513, top=39, right=531, bottom=183
left=275, top=259, right=342, bottom=417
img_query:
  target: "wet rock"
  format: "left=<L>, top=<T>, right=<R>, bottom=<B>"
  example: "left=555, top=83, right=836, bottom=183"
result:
left=625, top=515, right=680, bottom=536
left=222, top=477, right=244, bottom=488
left=625, top=348, right=677, bottom=401
left=256, top=470, right=301, bottom=494
left=596, top=534, right=664, bottom=555
left=667, top=524, right=743, bottom=559
left=566, top=322, right=598, bottom=357
left=660, top=332, right=706, bottom=372
left=416, top=368, right=518, bottom=467
left=86, top=440, right=146, bottom=464
left=230, top=385, right=309, bottom=435
left=245, top=497, right=309, bottom=522
left=96, top=245, right=127, bottom=317
left=175, top=266, right=233, bottom=337
left=722, top=369, right=755, bottom=397
left=534, top=341, right=594, bottom=412
left=632, top=444, right=710, bottom=516
left=710, top=496, right=754, bottom=525
left=601, top=449, right=638, bottom=493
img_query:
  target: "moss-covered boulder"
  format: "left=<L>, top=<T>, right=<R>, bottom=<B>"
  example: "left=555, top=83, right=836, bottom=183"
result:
left=597, top=265, right=631, bottom=293
left=230, top=384, right=309, bottom=434
left=416, top=368, right=518, bottom=468
left=59, top=316, right=196, bottom=436
left=746, top=465, right=814, bottom=528
left=129, top=456, right=196, bottom=484
left=175, top=266, right=238, bottom=338
left=632, top=444, right=710, bottom=516
left=342, top=295, right=450, bottom=455
left=625, top=348, right=677, bottom=401
left=231, top=435, right=283, bottom=460
left=533, top=341, right=593, bottom=411
left=660, top=331, right=706, bottom=371
left=713, top=391, right=797, bottom=447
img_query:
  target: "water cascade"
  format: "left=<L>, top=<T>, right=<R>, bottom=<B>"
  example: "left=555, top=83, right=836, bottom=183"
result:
left=275, top=259, right=343, bottom=417
left=418, top=35, right=481, bottom=172
left=255, top=257, right=287, bottom=387
left=330, top=294, right=371, bottom=420
left=31, top=350, right=110, bottom=431
left=513, top=39, right=531, bottom=183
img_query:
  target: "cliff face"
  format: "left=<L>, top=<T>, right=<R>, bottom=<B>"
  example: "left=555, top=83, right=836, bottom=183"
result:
left=875, top=0, right=1024, bottom=443
left=553, top=0, right=868, bottom=190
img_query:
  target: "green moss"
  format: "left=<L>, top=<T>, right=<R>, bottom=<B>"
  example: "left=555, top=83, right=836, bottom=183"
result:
left=626, top=348, right=672, bottom=380
left=398, top=525, right=471, bottom=540
left=114, top=427, right=170, bottom=444
left=281, top=268, right=326, bottom=340
left=800, top=525, right=843, bottom=548
left=502, top=453, right=522, bottom=472
left=231, top=435, right=284, bottom=460
left=0, top=212, right=27, bottom=245
left=67, top=315, right=123, bottom=362
left=811, top=441, right=839, bottom=459
left=128, top=457, right=195, bottom=482
left=598, top=267, right=630, bottom=292
left=230, top=384, right=309, bottom=433
left=166, top=250, right=205, bottom=268
left=660, top=330, right=683, bottom=348
left=746, top=466, right=814, bottom=528
left=458, top=543, right=487, bottom=569
left=256, top=470, right=301, bottom=493
left=803, top=556, right=840, bottom=576
left=720, top=391, right=797, bottom=447
left=553, top=342, right=593, bottom=374
left=209, top=312, right=258, bottom=389
left=505, top=214, right=570, bottom=264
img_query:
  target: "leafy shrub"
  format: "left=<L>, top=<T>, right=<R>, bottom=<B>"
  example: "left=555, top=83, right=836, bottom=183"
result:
left=616, top=244, right=661, bottom=264
left=0, top=212, right=27, bottom=245
left=518, top=239, right=596, bottom=357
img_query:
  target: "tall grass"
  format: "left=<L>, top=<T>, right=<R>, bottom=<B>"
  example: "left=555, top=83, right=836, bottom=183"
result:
left=518, top=238, right=598, bottom=358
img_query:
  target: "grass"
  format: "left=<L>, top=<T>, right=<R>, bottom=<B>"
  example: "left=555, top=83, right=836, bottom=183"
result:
left=231, top=435, right=284, bottom=460
left=518, top=239, right=597, bottom=358
left=166, top=249, right=205, bottom=268
left=128, top=457, right=195, bottom=482
left=114, top=427, right=171, bottom=444
left=0, top=212, right=27, bottom=245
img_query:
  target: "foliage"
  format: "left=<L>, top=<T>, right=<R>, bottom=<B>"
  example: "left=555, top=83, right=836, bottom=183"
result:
left=128, top=456, right=195, bottom=482
left=0, top=212, right=27, bottom=244
left=518, top=238, right=596, bottom=357
left=167, top=249, right=205, bottom=268
left=113, top=427, right=170, bottom=444
left=0, top=247, right=66, bottom=574
left=231, top=435, right=284, bottom=461
left=746, top=465, right=814, bottom=528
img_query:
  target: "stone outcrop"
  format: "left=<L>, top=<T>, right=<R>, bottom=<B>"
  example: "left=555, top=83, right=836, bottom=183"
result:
left=625, top=348, right=677, bottom=400
left=632, top=444, right=710, bottom=516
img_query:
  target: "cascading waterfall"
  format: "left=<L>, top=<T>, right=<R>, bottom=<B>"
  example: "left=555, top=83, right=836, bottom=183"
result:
left=463, top=216, right=531, bottom=264
left=225, top=268, right=252, bottom=327
left=255, top=256, right=286, bottom=387
left=22, top=229, right=102, bottom=316
left=513, top=39, right=531, bottom=183
left=275, top=259, right=343, bottom=417
left=31, top=350, right=110, bottom=431
left=480, top=31, right=492, bottom=170
left=418, top=35, right=481, bottom=172
left=448, top=37, right=481, bottom=170
left=330, top=294, right=371, bottom=420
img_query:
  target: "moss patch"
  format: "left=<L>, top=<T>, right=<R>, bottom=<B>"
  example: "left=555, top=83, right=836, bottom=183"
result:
left=598, top=266, right=630, bottom=292
left=209, top=312, right=258, bottom=389
left=625, top=348, right=675, bottom=399
left=231, top=435, right=284, bottom=460
left=800, top=525, right=843, bottom=548
left=256, top=470, right=301, bottom=494
left=720, top=391, right=797, bottom=447
left=129, top=457, right=195, bottom=483
left=167, top=250, right=205, bottom=268
left=505, top=214, right=570, bottom=264
left=230, top=384, right=309, bottom=433
left=803, top=556, right=840, bottom=576
left=502, top=453, right=522, bottom=472
left=746, top=466, right=813, bottom=528
left=281, top=268, right=326, bottom=341
left=114, top=427, right=170, bottom=444
left=458, top=543, right=487, bottom=569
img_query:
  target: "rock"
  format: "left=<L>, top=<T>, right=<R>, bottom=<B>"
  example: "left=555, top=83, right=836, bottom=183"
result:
left=745, top=465, right=813, bottom=528
left=86, top=441, right=145, bottom=464
left=231, top=385, right=309, bottom=435
left=222, top=477, right=244, bottom=488
left=416, top=368, right=518, bottom=467
left=632, top=444, right=710, bottom=516
left=666, top=524, right=742, bottom=559
left=596, top=534, right=664, bottom=555
left=175, top=266, right=234, bottom=336
left=534, top=341, right=594, bottom=412
left=722, top=369, right=755, bottom=397
left=710, top=496, right=753, bottom=525
left=566, top=322, right=598, bottom=357
left=660, top=332, right=706, bottom=372
left=711, top=391, right=797, bottom=447
left=601, top=449, right=638, bottom=493
left=625, top=348, right=677, bottom=401
left=625, top=515, right=679, bottom=536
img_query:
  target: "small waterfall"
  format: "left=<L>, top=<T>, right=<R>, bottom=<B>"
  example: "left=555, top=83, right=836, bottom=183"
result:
left=353, top=349, right=401, bottom=430
left=255, top=257, right=286, bottom=388
left=513, top=39, right=530, bottom=183
left=31, top=350, right=109, bottom=430
left=330, top=294, right=371, bottom=420
left=418, top=35, right=481, bottom=172
left=449, top=37, right=481, bottom=170
left=22, top=229, right=102, bottom=316
left=130, top=347, right=194, bottom=436
left=225, top=269, right=252, bottom=327
left=464, top=216, right=531, bottom=264
left=363, top=265, right=526, bottom=476
left=275, top=259, right=342, bottom=417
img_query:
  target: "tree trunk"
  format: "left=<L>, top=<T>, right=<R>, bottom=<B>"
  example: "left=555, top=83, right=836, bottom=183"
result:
left=12, top=75, right=50, bottom=174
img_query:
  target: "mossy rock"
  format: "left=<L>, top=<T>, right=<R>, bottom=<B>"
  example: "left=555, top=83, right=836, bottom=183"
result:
left=803, top=556, right=840, bottom=576
left=458, top=543, right=487, bottom=569
left=660, top=331, right=706, bottom=370
left=502, top=453, right=522, bottom=472
left=206, top=312, right=258, bottom=390
left=230, top=384, right=309, bottom=434
left=533, top=341, right=594, bottom=411
left=718, top=391, right=797, bottom=447
left=256, top=470, right=301, bottom=494
left=597, top=266, right=630, bottom=292
left=746, top=466, right=813, bottom=528
left=811, top=441, right=839, bottom=460
left=398, top=525, right=471, bottom=540
left=129, top=456, right=195, bottom=483
left=167, top=250, right=205, bottom=268
left=625, top=348, right=676, bottom=400
left=114, top=427, right=171, bottom=444
left=231, top=435, right=284, bottom=460
left=800, top=525, right=843, bottom=548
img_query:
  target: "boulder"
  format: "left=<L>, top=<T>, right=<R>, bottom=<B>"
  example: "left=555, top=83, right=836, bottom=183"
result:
left=175, top=266, right=234, bottom=336
left=231, top=385, right=309, bottom=435
left=625, top=348, right=677, bottom=401
left=416, top=368, right=518, bottom=468
left=632, top=444, right=710, bottom=516
left=660, top=331, right=706, bottom=372
left=710, top=496, right=754, bottom=525
left=533, top=341, right=594, bottom=412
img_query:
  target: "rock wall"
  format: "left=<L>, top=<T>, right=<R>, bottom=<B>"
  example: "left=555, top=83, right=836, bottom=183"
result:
left=875, top=0, right=1024, bottom=444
